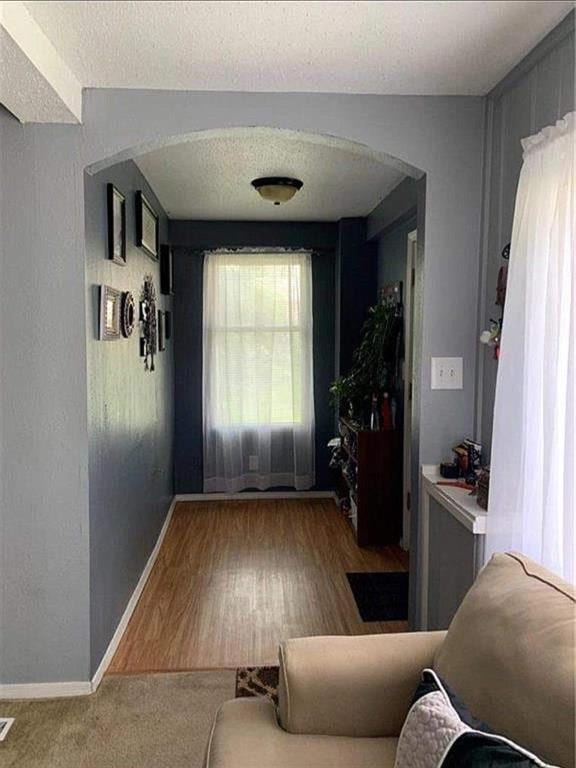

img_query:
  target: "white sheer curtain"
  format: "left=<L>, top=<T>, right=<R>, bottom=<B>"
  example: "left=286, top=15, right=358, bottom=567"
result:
left=203, top=250, right=315, bottom=493
left=486, top=112, right=575, bottom=583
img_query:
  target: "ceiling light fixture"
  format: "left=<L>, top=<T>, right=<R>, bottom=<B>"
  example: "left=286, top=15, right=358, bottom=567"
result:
left=251, top=177, right=303, bottom=206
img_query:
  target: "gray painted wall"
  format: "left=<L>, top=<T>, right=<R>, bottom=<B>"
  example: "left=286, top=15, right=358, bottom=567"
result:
left=170, top=221, right=337, bottom=493
left=336, top=218, right=377, bottom=377
left=0, top=89, right=484, bottom=682
left=478, top=12, right=575, bottom=457
left=367, top=177, right=418, bottom=241
left=84, top=161, right=174, bottom=676
left=0, top=111, right=91, bottom=684
left=376, top=214, right=417, bottom=289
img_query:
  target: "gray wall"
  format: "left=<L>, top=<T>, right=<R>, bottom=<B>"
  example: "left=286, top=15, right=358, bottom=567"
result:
left=367, top=177, right=418, bottom=241
left=376, top=213, right=417, bottom=289
left=170, top=221, right=337, bottom=493
left=84, top=161, right=174, bottom=676
left=0, top=89, right=484, bottom=683
left=0, top=110, right=91, bottom=684
left=335, top=218, right=377, bottom=377
left=478, top=12, right=575, bottom=456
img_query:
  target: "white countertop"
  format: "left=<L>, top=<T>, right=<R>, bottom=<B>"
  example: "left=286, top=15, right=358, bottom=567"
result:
left=421, top=465, right=487, bottom=534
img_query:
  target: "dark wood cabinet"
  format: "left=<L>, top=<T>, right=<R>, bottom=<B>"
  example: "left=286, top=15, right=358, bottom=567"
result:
left=339, top=417, right=402, bottom=547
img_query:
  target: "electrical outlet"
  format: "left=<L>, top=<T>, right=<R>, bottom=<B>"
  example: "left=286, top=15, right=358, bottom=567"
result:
left=431, top=357, right=463, bottom=390
left=249, top=455, right=259, bottom=471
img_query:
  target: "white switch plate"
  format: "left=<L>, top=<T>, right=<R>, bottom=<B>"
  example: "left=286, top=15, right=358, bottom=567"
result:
left=431, top=357, right=463, bottom=390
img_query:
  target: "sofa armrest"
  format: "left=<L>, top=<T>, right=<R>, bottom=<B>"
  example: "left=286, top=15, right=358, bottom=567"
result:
left=278, top=631, right=446, bottom=737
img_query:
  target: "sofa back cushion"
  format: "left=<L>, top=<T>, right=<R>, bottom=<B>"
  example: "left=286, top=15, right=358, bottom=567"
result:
left=434, top=553, right=575, bottom=768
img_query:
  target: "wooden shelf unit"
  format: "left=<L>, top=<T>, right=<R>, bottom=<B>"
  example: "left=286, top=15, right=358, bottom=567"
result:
left=339, top=417, right=402, bottom=547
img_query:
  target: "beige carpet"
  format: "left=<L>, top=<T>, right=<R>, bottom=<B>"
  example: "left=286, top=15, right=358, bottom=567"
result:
left=0, top=670, right=236, bottom=768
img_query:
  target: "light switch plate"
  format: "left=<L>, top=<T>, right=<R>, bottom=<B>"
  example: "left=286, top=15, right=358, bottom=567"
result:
left=431, top=357, right=463, bottom=390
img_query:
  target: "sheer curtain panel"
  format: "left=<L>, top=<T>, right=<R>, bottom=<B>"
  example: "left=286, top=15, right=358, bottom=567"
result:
left=203, top=251, right=315, bottom=493
left=486, top=112, right=575, bottom=583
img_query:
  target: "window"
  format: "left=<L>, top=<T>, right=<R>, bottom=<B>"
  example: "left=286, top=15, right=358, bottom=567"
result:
left=202, top=250, right=315, bottom=493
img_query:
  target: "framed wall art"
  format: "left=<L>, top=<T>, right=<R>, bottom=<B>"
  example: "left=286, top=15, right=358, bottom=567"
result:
left=157, top=310, right=166, bottom=351
left=164, top=310, right=172, bottom=340
left=121, top=291, right=136, bottom=337
left=107, top=184, right=126, bottom=265
left=160, top=244, right=174, bottom=295
left=136, top=191, right=159, bottom=260
left=99, top=285, right=121, bottom=340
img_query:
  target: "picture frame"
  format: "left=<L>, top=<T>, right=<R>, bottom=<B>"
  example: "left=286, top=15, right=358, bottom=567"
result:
left=160, top=244, right=174, bottom=295
left=99, top=285, right=121, bottom=340
left=157, top=310, right=166, bottom=351
left=164, top=310, right=172, bottom=340
left=136, top=191, right=159, bottom=260
left=107, top=184, right=126, bottom=265
left=120, top=291, right=136, bottom=338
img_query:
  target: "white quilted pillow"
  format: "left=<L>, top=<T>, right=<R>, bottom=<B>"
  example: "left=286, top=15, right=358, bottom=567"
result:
left=394, top=670, right=558, bottom=768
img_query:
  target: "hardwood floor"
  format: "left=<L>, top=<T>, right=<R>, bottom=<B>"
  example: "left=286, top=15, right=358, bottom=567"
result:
left=109, top=498, right=409, bottom=673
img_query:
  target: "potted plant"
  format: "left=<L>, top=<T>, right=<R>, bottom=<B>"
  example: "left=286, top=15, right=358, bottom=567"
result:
left=330, top=302, right=399, bottom=425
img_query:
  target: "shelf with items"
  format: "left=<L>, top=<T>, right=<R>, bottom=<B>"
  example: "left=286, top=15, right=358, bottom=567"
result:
left=337, top=417, right=402, bottom=547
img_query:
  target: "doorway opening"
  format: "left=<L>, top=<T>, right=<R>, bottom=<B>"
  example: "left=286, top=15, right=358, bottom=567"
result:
left=84, top=126, right=426, bottom=674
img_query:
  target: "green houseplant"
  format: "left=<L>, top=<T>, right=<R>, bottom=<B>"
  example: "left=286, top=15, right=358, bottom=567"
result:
left=330, top=302, right=398, bottom=422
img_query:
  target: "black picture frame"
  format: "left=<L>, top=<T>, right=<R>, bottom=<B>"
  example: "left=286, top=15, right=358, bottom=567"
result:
left=164, top=310, right=172, bottom=340
left=136, top=191, right=159, bottom=260
left=107, top=184, right=126, bottom=265
left=160, top=244, right=174, bottom=295
left=157, top=310, right=166, bottom=351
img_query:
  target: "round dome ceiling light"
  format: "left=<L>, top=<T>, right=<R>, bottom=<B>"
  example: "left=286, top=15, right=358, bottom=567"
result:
left=251, top=177, right=303, bottom=206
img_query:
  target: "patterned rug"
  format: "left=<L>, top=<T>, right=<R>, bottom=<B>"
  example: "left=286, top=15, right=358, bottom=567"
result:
left=235, top=666, right=279, bottom=706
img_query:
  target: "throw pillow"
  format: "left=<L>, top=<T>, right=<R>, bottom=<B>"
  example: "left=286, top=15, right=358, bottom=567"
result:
left=394, top=669, right=558, bottom=768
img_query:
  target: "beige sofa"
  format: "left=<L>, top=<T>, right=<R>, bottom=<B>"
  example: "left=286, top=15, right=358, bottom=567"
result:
left=205, top=553, right=575, bottom=768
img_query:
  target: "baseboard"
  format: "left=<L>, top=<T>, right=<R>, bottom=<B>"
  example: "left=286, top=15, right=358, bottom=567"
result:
left=0, top=497, right=177, bottom=701
left=0, top=680, right=92, bottom=700
left=90, top=495, right=178, bottom=692
left=175, top=490, right=335, bottom=501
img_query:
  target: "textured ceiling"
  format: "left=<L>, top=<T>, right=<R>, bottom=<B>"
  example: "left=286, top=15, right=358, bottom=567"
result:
left=134, top=130, right=407, bottom=221
left=23, top=1, right=573, bottom=96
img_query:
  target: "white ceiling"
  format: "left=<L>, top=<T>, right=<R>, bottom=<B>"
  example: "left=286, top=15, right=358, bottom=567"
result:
left=134, top=129, right=407, bottom=221
left=23, top=1, right=573, bottom=96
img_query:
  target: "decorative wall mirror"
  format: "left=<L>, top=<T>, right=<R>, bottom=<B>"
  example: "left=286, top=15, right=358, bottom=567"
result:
left=99, top=285, right=121, bottom=340
left=121, top=291, right=136, bottom=337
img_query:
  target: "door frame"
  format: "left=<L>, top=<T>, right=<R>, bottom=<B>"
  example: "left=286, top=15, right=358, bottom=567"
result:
left=402, top=229, right=417, bottom=550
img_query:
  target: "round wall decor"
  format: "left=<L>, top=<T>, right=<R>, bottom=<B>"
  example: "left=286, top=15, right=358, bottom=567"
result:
left=121, top=291, right=136, bottom=337
left=140, top=275, right=157, bottom=371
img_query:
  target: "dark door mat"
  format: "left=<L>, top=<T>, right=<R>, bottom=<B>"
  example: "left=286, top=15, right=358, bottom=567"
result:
left=346, top=571, right=409, bottom=621
left=236, top=666, right=279, bottom=706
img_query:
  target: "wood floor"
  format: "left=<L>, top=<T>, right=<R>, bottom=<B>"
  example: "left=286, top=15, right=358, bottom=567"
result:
left=109, top=498, right=409, bottom=673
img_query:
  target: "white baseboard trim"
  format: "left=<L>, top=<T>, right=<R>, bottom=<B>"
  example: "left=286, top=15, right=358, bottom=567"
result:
left=0, top=681, right=92, bottom=700
left=0, top=497, right=177, bottom=701
left=90, top=495, right=177, bottom=692
left=175, top=490, right=335, bottom=501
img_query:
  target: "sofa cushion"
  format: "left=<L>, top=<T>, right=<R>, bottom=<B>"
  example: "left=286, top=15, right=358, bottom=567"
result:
left=434, top=553, right=575, bottom=768
left=204, top=698, right=398, bottom=768
left=395, top=669, right=554, bottom=768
